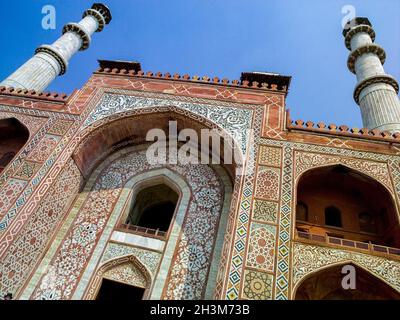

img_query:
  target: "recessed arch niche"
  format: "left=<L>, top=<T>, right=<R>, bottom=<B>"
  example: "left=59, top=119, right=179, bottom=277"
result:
left=295, top=164, right=400, bottom=247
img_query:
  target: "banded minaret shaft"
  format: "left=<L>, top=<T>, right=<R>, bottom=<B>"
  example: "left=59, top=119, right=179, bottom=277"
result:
left=0, top=3, right=112, bottom=92
left=343, top=17, right=400, bottom=132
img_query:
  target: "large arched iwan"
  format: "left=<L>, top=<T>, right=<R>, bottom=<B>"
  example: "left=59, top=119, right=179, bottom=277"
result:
left=295, top=164, right=400, bottom=248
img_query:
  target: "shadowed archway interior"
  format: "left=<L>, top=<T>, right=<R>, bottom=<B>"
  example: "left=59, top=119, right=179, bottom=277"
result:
left=296, top=164, right=400, bottom=247
left=0, top=118, right=29, bottom=173
left=96, top=279, right=145, bottom=301
left=295, top=264, right=400, bottom=300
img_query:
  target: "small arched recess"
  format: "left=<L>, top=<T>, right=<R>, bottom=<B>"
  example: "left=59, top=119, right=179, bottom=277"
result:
left=84, top=255, right=152, bottom=300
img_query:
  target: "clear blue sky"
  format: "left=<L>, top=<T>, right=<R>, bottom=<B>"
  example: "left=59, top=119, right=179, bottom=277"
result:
left=1, top=0, right=399, bottom=127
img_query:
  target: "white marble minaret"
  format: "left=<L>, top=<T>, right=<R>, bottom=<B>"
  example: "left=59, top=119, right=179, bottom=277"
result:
left=344, top=17, right=400, bottom=132
left=0, top=3, right=112, bottom=92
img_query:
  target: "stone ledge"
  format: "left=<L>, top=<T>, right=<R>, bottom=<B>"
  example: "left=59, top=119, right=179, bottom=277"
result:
left=95, top=62, right=291, bottom=95
left=0, top=86, right=68, bottom=102
left=286, top=110, right=400, bottom=143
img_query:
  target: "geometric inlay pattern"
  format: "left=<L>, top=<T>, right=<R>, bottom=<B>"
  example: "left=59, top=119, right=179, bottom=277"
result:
left=103, top=262, right=147, bottom=289
left=292, top=242, right=400, bottom=295
left=0, top=178, right=27, bottom=218
left=254, top=166, right=280, bottom=201
left=32, top=149, right=224, bottom=300
left=0, top=159, right=82, bottom=298
left=101, top=242, right=161, bottom=277
left=13, top=161, right=42, bottom=180
left=246, top=222, right=276, bottom=272
left=47, top=119, right=73, bottom=136
left=258, top=145, right=282, bottom=167
left=242, top=269, right=273, bottom=300
left=219, top=96, right=264, bottom=300
left=252, top=199, right=278, bottom=224
left=27, top=134, right=61, bottom=163
left=274, top=145, right=293, bottom=300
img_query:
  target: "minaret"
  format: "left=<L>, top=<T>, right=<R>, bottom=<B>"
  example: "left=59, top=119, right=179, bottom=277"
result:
left=0, top=3, right=111, bottom=92
left=343, top=17, right=400, bottom=132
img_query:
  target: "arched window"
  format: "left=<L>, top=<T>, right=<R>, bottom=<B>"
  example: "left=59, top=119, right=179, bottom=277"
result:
left=126, top=184, right=179, bottom=232
left=0, top=118, right=29, bottom=172
left=296, top=201, right=308, bottom=222
left=325, top=206, right=342, bottom=228
left=359, top=212, right=377, bottom=234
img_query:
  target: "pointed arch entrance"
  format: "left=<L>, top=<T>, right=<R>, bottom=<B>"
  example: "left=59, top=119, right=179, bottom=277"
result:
left=294, top=263, right=400, bottom=300
left=85, top=255, right=152, bottom=300
left=29, top=107, right=237, bottom=300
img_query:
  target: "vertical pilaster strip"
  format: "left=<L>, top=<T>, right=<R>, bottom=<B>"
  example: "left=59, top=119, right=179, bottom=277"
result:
left=274, top=145, right=293, bottom=299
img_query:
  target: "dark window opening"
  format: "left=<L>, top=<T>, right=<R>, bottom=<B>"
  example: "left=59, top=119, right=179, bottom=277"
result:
left=96, top=279, right=145, bottom=301
left=359, top=212, right=377, bottom=234
left=0, top=152, right=15, bottom=167
left=381, top=208, right=389, bottom=227
left=296, top=201, right=308, bottom=222
left=325, top=206, right=342, bottom=228
left=126, top=184, right=179, bottom=233
left=136, top=201, right=176, bottom=231
left=0, top=118, right=29, bottom=172
left=385, top=237, right=395, bottom=247
left=0, top=152, right=15, bottom=171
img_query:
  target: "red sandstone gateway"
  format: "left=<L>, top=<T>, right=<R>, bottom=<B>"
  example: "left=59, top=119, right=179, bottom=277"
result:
left=0, top=3, right=399, bottom=301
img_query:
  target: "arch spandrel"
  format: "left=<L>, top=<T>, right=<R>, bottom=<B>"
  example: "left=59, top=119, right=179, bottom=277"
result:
left=293, top=259, right=400, bottom=300
left=294, top=150, right=394, bottom=194
left=73, top=107, right=244, bottom=179
left=291, top=242, right=400, bottom=299
left=82, top=92, right=253, bottom=139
